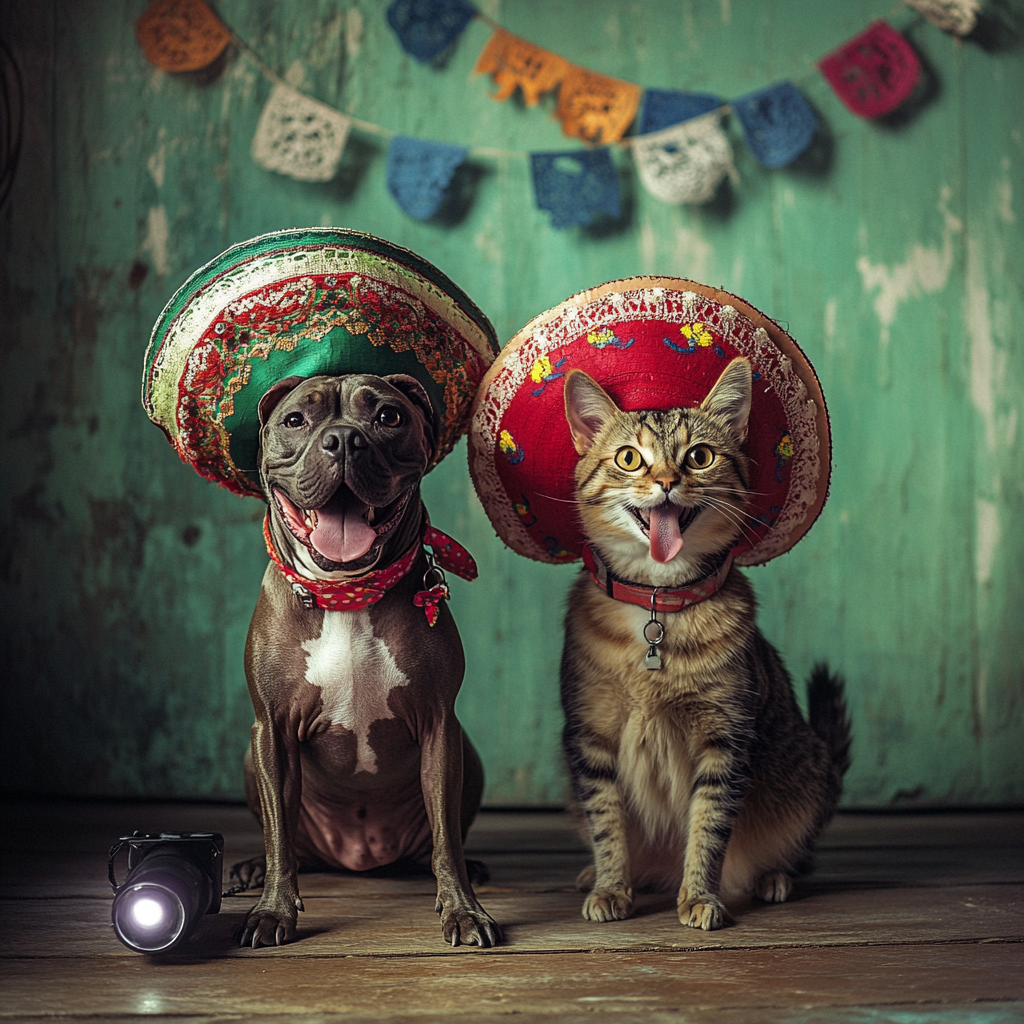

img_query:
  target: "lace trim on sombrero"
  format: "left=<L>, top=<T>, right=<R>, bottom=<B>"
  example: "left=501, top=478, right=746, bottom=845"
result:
left=470, top=288, right=820, bottom=566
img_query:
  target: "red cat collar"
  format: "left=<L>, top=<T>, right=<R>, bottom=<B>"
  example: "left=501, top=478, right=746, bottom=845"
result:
left=582, top=544, right=734, bottom=612
left=262, top=511, right=477, bottom=622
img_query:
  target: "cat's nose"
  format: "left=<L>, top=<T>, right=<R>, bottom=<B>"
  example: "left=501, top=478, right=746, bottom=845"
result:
left=654, top=474, right=680, bottom=493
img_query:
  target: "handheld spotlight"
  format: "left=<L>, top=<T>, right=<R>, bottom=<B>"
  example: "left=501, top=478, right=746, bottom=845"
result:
left=108, top=832, right=223, bottom=953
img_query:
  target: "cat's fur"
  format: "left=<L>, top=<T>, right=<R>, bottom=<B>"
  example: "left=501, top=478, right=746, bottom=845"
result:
left=560, top=357, right=850, bottom=930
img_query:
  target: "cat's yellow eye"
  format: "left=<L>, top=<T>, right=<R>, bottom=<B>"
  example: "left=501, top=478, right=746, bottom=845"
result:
left=685, top=444, right=716, bottom=470
left=614, top=446, right=646, bottom=472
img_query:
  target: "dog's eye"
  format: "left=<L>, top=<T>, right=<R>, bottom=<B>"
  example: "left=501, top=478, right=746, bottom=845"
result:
left=378, top=407, right=402, bottom=428
left=614, top=446, right=645, bottom=472
left=685, top=444, right=715, bottom=470
left=283, top=412, right=305, bottom=428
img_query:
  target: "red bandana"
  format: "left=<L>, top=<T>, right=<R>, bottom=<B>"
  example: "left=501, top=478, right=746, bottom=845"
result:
left=263, top=512, right=477, bottom=622
left=582, top=544, right=734, bottom=612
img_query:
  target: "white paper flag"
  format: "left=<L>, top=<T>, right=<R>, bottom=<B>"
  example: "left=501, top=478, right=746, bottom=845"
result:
left=904, top=0, right=980, bottom=36
left=251, top=83, right=352, bottom=182
left=632, top=112, right=735, bottom=205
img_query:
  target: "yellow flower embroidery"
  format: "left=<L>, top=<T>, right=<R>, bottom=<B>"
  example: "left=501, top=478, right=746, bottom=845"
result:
left=776, top=433, right=794, bottom=460
left=530, top=356, right=553, bottom=384
left=588, top=327, right=616, bottom=347
left=499, top=430, right=518, bottom=455
left=681, top=322, right=714, bottom=347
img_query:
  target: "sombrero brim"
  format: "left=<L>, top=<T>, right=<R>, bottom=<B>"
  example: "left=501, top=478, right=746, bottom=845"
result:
left=143, top=228, right=499, bottom=497
left=468, top=277, right=830, bottom=567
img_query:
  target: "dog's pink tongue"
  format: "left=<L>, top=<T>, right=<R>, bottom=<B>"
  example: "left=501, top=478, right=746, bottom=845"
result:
left=649, top=503, right=684, bottom=564
left=310, top=503, right=376, bottom=563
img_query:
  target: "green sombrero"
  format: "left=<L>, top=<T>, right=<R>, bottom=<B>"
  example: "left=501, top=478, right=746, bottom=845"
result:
left=143, top=228, right=499, bottom=497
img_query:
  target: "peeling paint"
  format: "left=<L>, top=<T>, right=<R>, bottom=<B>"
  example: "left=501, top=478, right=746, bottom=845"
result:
left=975, top=498, right=999, bottom=587
left=673, top=224, right=712, bottom=284
left=140, top=205, right=170, bottom=277
left=966, top=236, right=1007, bottom=454
left=147, top=129, right=166, bottom=189
left=824, top=297, right=837, bottom=352
left=639, top=220, right=657, bottom=272
left=997, top=158, right=1015, bottom=224
left=856, top=188, right=961, bottom=348
left=345, top=8, right=364, bottom=59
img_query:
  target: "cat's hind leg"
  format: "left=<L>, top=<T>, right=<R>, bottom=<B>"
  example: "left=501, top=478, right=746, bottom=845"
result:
left=752, top=870, right=793, bottom=903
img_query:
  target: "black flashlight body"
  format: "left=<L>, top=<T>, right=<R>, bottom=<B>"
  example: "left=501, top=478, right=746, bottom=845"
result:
left=109, top=832, right=223, bottom=953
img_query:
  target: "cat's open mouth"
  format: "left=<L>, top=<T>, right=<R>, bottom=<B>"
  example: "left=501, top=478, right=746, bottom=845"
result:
left=629, top=502, right=702, bottom=564
left=272, top=483, right=411, bottom=569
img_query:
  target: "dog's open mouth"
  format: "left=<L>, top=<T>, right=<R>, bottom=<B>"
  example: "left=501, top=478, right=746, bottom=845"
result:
left=628, top=502, right=702, bottom=564
left=272, top=483, right=411, bottom=565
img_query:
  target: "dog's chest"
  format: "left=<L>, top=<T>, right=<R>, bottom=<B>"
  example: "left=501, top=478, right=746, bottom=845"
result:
left=300, top=608, right=410, bottom=774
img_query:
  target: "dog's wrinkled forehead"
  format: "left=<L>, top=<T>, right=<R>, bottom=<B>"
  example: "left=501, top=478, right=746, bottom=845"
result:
left=259, top=374, right=436, bottom=445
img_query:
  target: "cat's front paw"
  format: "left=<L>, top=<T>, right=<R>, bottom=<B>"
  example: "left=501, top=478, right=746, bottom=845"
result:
left=582, top=886, right=634, bottom=922
left=677, top=889, right=731, bottom=931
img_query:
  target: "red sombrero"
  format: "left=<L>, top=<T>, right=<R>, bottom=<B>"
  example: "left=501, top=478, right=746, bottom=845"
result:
left=468, top=278, right=830, bottom=566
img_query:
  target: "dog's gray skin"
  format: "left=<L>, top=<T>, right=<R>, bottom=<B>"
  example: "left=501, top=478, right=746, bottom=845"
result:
left=232, top=372, right=500, bottom=949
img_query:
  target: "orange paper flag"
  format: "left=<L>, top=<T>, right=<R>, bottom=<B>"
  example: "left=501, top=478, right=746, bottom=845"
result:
left=136, top=0, right=232, bottom=73
left=474, top=28, right=570, bottom=107
left=556, top=64, right=642, bottom=144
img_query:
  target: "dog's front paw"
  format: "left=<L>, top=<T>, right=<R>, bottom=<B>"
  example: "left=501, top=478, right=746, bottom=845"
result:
left=582, top=886, right=634, bottom=922
left=677, top=888, right=731, bottom=931
left=435, top=895, right=502, bottom=947
left=237, top=894, right=304, bottom=949
left=229, top=855, right=266, bottom=890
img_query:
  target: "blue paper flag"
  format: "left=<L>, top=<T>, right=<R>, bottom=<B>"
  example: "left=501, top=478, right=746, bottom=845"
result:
left=386, top=0, right=477, bottom=63
left=531, top=150, right=621, bottom=229
left=637, top=90, right=725, bottom=135
left=387, top=136, right=468, bottom=220
left=732, top=81, right=817, bottom=169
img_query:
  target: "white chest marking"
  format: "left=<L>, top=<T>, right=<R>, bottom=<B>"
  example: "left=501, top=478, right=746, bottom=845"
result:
left=301, top=609, right=410, bottom=774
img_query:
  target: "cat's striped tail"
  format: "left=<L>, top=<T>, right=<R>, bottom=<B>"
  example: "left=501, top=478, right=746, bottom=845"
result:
left=808, top=664, right=852, bottom=780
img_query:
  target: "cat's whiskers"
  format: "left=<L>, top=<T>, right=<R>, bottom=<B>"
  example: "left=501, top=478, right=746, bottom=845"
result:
left=698, top=496, right=761, bottom=547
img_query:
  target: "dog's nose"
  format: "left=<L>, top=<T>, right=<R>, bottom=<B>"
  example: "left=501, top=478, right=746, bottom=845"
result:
left=321, top=427, right=367, bottom=455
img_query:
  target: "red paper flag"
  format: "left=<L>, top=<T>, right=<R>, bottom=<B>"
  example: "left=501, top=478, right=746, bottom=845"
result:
left=136, top=0, right=231, bottom=73
left=818, top=21, right=920, bottom=119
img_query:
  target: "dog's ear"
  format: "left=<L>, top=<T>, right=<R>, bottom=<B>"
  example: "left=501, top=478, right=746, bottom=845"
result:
left=258, top=376, right=306, bottom=426
left=383, top=374, right=438, bottom=451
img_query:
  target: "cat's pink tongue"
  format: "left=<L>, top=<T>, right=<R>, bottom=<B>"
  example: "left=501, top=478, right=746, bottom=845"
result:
left=310, top=502, right=376, bottom=563
left=649, top=503, right=684, bottom=564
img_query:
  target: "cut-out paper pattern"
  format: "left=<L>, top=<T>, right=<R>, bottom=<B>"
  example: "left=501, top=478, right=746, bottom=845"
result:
left=732, top=81, right=818, bottom=169
left=387, top=136, right=468, bottom=219
left=531, top=150, right=621, bottom=229
left=904, top=0, right=980, bottom=36
left=637, top=90, right=724, bottom=135
left=818, top=21, right=921, bottom=119
left=251, top=83, right=352, bottom=182
left=556, top=65, right=643, bottom=144
left=386, top=0, right=477, bottom=63
left=474, top=28, right=570, bottom=106
left=632, top=111, right=734, bottom=205
left=135, top=0, right=231, bottom=72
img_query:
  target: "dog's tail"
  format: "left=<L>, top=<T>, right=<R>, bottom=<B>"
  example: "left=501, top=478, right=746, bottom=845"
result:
left=807, top=663, right=852, bottom=781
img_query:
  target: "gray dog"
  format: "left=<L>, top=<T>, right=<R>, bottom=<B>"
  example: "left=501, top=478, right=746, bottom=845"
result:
left=231, top=372, right=501, bottom=949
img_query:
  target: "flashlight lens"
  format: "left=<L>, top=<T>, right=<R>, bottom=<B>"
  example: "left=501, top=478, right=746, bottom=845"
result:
left=131, top=897, right=165, bottom=928
left=112, top=883, right=186, bottom=953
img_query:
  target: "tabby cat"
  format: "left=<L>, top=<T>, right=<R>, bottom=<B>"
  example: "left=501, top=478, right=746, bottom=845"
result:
left=560, top=357, right=850, bottom=931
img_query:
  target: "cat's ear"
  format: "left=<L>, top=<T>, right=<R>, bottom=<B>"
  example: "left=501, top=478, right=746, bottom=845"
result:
left=701, top=357, right=752, bottom=439
left=564, top=370, right=621, bottom=454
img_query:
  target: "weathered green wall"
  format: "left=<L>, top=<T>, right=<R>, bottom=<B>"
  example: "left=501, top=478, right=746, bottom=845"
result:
left=1, top=0, right=1021, bottom=806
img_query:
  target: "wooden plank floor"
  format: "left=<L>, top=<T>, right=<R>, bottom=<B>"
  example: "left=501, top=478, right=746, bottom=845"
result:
left=0, top=800, right=1021, bottom=1023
